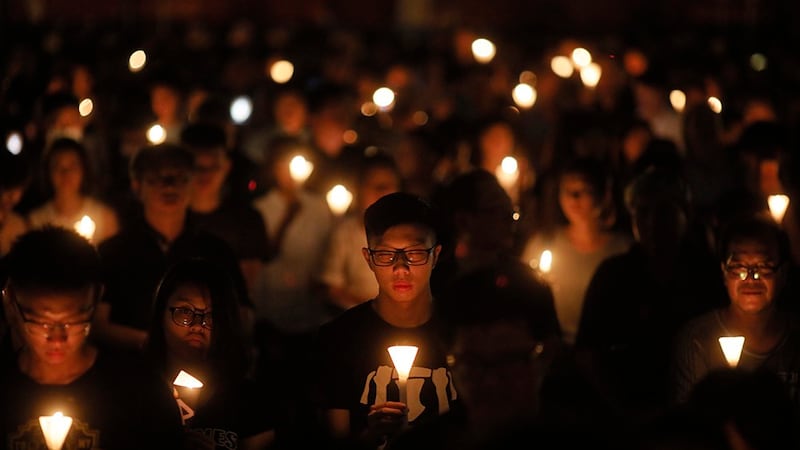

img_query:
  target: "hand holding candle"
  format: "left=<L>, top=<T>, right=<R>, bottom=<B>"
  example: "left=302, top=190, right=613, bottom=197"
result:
left=173, top=370, right=204, bottom=425
left=39, top=411, right=72, bottom=450
left=388, top=345, right=418, bottom=405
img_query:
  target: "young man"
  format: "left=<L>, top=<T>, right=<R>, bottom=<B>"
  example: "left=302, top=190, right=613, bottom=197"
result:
left=315, top=192, right=460, bottom=449
left=0, top=227, right=182, bottom=449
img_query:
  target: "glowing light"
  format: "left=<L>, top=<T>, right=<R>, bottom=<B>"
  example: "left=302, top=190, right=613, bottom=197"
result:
left=512, top=83, right=537, bottom=109
left=173, top=370, right=204, bottom=389
left=146, top=124, right=166, bottom=144
left=39, top=412, right=72, bottom=450
left=128, top=50, right=146, bottom=72
left=550, top=56, right=574, bottom=78
left=708, top=96, right=723, bottom=114
left=519, top=70, right=536, bottom=85
left=289, top=155, right=314, bottom=184
left=412, top=111, right=429, bottom=126
left=539, top=250, right=552, bottom=273
left=388, top=345, right=418, bottom=404
left=361, top=102, right=378, bottom=117
left=670, top=90, right=687, bottom=113
left=372, top=87, right=396, bottom=110
left=768, top=194, right=790, bottom=223
left=6, top=132, right=23, bottom=155
left=579, top=62, right=602, bottom=88
left=270, top=59, right=294, bottom=83
left=750, top=53, right=767, bottom=72
left=495, top=156, right=519, bottom=191
left=718, top=336, right=745, bottom=367
left=343, top=130, right=358, bottom=145
left=326, top=184, right=353, bottom=216
left=571, top=47, right=592, bottom=68
left=512, top=211, right=520, bottom=221
left=471, top=38, right=496, bottom=64
left=78, top=98, right=93, bottom=117
left=73, top=215, right=96, bottom=241
left=230, top=95, right=253, bottom=124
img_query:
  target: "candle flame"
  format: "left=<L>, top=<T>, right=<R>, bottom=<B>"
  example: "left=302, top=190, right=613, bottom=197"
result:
left=768, top=194, right=790, bottom=223
left=73, top=215, right=96, bottom=241
left=539, top=250, right=553, bottom=273
left=718, top=336, right=745, bottom=368
left=39, top=411, right=73, bottom=450
left=289, top=155, right=313, bottom=184
left=388, top=345, right=418, bottom=382
left=173, top=370, right=203, bottom=389
left=326, top=184, right=353, bottom=216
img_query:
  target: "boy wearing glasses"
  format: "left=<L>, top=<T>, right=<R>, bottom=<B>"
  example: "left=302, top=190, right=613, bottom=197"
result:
left=670, top=214, right=800, bottom=404
left=315, top=192, right=461, bottom=449
left=0, top=226, right=182, bottom=449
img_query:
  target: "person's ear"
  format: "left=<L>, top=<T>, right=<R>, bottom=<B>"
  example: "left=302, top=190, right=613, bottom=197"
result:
left=362, top=247, right=373, bottom=267
left=432, top=244, right=443, bottom=267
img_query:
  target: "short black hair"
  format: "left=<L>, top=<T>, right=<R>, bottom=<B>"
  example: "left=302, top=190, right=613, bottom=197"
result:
left=716, top=213, right=791, bottom=265
left=364, top=192, right=439, bottom=243
left=129, top=143, right=194, bottom=181
left=42, top=137, right=93, bottom=196
left=5, top=226, right=102, bottom=293
left=180, top=122, right=228, bottom=152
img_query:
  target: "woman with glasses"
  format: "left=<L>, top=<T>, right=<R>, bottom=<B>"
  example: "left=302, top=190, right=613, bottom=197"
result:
left=144, top=257, right=276, bottom=450
left=0, top=226, right=182, bottom=449
left=670, top=214, right=800, bottom=407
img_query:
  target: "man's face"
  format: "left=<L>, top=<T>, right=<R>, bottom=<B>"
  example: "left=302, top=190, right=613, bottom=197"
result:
left=7, top=286, right=95, bottom=365
left=134, top=166, right=193, bottom=216
left=192, top=150, right=230, bottom=198
left=723, top=239, right=782, bottom=316
left=363, top=224, right=440, bottom=306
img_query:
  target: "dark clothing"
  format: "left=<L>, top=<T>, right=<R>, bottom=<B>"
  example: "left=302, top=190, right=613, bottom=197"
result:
left=185, top=378, right=275, bottom=450
left=0, top=351, right=182, bottom=450
left=98, top=215, right=250, bottom=332
left=315, top=300, right=461, bottom=442
left=575, top=241, right=728, bottom=415
left=189, top=199, right=271, bottom=263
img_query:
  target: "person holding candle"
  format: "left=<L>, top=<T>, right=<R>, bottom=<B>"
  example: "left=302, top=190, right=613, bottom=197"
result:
left=27, top=137, right=119, bottom=245
left=0, top=226, right=182, bottom=449
left=144, top=258, right=276, bottom=450
left=670, top=214, right=800, bottom=406
left=314, top=192, right=461, bottom=450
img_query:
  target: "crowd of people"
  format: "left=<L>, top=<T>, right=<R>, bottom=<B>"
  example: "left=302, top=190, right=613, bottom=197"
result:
left=2, top=19, right=800, bottom=450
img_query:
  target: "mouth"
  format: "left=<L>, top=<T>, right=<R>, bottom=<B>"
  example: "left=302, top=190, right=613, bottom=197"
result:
left=392, top=282, right=412, bottom=292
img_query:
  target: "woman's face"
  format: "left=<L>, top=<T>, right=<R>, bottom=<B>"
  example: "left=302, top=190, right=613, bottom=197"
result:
left=558, top=174, right=601, bottom=225
left=163, top=282, right=212, bottom=363
left=49, top=150, right=84, bottom=195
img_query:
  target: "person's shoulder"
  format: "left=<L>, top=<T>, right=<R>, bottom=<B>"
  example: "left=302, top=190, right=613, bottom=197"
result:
left=318, top=301, right=375, bottom=335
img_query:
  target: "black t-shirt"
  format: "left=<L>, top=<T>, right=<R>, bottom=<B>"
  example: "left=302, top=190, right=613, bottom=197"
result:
left=189, top=199, right=270, bottom=263
left=315, top=300, right=461, bottom=438
left=98, top=216, right=251, bottom=331
left=0, top=351, right=182, bottom=450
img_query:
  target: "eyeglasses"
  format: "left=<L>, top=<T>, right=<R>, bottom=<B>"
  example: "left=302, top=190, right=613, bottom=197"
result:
left=723, top=263, right=779, bottom=281
left=366, top=247, right=435, bottom=267
left=142, top=173, right=192, bottom=187
left=169, top=307, right=213, bottom=329
left=12, top=299, right=93, bottom=338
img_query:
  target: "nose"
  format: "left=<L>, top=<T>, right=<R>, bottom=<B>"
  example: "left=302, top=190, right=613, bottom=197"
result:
left=46, top=325, right=69, bottom=342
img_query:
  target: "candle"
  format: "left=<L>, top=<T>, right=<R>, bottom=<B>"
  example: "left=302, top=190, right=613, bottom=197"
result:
left=326, top=184, right=353, bottom=216
left=388, top=345, right=418, bottom=404
left=718, top=336, right=745, bottom=368
left=173, top=370, right=203, bottom=425
left=288, top=155, right=313, bottom=185
left=538, top=249, right=553, bottom=274
left=73, top=215, right=96, bottom=242
left=494, top=156, right=519, bottom=192
left=39, top=411, right=72, bottom=450
left=768, top=194, right=790, bottom=224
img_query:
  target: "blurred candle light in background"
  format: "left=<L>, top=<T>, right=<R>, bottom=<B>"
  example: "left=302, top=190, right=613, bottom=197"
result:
left=579, top=62, right=602, bottom=88
left=128, top=49, right=146, bottom=72
left=551, top=56, right=574, bottom=78
left=146, top=124, right=166, bottom=144
left=73, top=215, right=96, bottom=242
left=708, top=96, right=723, bottom=114
left=538, top=249, right=553, bottom=273
left=495, top=156, right=519, bottom=191
left=670, top=90, right=687, bottom=113
left=571, top=47, right=592, bottom=68
left=270, top=59, right=294, bottom=83
left=718, top=336, right=745, bottom=367
left=750, top=53, right=767, bottom=72
left=289, top=155, right=313, bottom=185
left=512, top=83, right=537, bottom=109
left=388, top=345, right=418, bottom=404
left=471, top=38, right=496, bottom=64
left=78, top=98, right=93, bottom=117
left=230, top=95, right=253, bottom=124
left=372, top=87, right=396, bottom=111
left=39, top=411, right=72, bottom=450
left=6, top=131, right=23, bottom=155
left=768, top=194, right=790, bottom=223
left=326, top=184, right=353, bottom=216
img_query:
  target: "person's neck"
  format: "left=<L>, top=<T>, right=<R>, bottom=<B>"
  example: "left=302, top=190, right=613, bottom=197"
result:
left=566, top=222, right=606, bottom=252
left=19, top=345, right=97, bottom=385
left=373, top=293, right=433, bottom=328
left=53, top=192, right=84, bottom=217
left=145, top=209, right=186, bottom=243
left=191, top=193, right=221, bottom=214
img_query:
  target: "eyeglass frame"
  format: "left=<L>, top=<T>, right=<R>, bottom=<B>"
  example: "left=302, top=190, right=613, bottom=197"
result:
left=7, top=291, right=94, bottom=338
left=168, top=306, right=213, bottom=329
left=723, top=262, right=780, bottom=281
left=364, top=246, right=437, bottom=267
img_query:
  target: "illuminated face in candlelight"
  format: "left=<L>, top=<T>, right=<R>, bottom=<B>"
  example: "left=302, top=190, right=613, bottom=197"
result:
left=723, top=240, right=781, bottom=316
left=164, top=282, right=212, bottom=361
left=49, top=149, right=84, bottom=196
left=8, top=287, right=95, bottom=365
